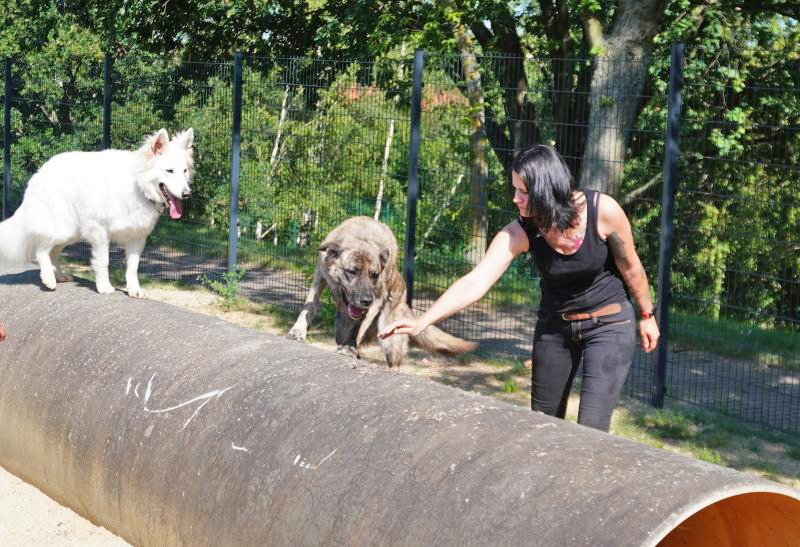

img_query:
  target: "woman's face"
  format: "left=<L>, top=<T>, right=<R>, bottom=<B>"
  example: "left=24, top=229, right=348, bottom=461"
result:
left=511, top=171, right=529, bottom=217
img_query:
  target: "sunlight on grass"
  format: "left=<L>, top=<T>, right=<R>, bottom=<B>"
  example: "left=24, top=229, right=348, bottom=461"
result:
left=670, top=310, right=800, bottom=369
left=612, top=400, right=800, bottom=488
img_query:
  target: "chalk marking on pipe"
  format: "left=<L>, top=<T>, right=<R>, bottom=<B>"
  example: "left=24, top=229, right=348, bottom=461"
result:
left=293, top=450, right=337, bottom=470
left=231, top=443, right=248, bottom=452
left=134, top=383, right=140, bottom=398
left=145, top=386, right=232, bottom=414
left=317, top=449, right=337, bottom=467
left=143, top=373, right=156, bottom=404
left=125, top=377, right=132, bottom=395
left=144, top=372, right=156, bottom=406
left=145, top=385, right=233, bottom=431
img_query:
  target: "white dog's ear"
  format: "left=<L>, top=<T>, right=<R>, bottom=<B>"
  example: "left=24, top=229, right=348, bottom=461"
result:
left=174, top=128, right=194, bottom=150
left=150, top=128, right=169, bottom=155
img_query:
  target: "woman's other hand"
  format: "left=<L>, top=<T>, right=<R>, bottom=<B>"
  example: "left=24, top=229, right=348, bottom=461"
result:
left=639, top=317, right=659, bottom=352
left=0, top=322, right=6, bottom=342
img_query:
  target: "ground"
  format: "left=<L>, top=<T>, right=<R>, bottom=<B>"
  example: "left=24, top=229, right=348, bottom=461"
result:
left=0, top=465, right=127, bottom=546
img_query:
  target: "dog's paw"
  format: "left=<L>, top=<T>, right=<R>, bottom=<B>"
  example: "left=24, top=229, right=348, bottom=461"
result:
left=126, top=286, right=147, bottom=299
left=336, top=345, right=360, bottom=359
left=286, top=326, right=307, bottom=343
left=96, top=282, right=115, bottom=295
left=40, top=272, right=57, bottom=290
left=55, top=273, right=74, bottom=283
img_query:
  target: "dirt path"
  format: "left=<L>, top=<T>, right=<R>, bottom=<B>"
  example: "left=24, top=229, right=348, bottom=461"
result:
left=0, top=465, right=128, bottom=546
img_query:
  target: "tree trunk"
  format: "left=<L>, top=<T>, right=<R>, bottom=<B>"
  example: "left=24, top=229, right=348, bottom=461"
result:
left=453, top=20, right=489, bottom=265
left=579, top=0, right=665, bottom=195
left=469, top=17, right=540, bottom=176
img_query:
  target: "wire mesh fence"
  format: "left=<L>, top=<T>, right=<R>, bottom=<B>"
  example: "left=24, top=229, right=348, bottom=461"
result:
left=1, top=48, right=798, bottom=433
left=659, top=56, right=800, bottom=431
left=232, top=56, right=416, bottom=312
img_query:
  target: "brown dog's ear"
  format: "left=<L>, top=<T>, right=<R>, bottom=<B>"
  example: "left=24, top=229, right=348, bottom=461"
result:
left=379, top=248, right=390, bottom=269
left=319, top=241, right=341, bottom=258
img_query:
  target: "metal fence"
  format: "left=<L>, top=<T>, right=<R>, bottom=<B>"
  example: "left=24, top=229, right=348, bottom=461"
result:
left=2, top=46, right=798, bottom=433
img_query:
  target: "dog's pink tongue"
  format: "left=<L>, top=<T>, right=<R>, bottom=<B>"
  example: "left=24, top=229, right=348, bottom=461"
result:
left=348, top=304, right=366, bottom=319
left=168, top=195, right=183, bottom=220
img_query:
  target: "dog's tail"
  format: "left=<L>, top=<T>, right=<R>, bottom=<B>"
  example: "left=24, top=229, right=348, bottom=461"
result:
left=0, top=211, right=32, bottom=265
left=394, top=300, right=476, bottom=355
left=412, top=324, right=478, bottom=355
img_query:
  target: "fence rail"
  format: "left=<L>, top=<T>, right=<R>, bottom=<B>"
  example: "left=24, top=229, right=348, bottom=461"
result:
left=2, top=47, right=798, bottom=433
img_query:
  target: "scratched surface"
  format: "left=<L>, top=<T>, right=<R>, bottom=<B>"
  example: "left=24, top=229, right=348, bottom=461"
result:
left=1, top=268, right=799, bottom=546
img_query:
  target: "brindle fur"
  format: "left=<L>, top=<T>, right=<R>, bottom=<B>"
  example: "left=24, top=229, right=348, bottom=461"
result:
left=287, top=216, right=476, bottom=367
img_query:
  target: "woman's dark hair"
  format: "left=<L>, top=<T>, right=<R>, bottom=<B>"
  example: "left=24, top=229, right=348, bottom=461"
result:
left=510, top=144, right=578, bottom=232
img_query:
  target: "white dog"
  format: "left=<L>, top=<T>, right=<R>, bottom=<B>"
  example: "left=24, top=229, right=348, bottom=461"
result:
left=0, top=128, right=194, bottom=297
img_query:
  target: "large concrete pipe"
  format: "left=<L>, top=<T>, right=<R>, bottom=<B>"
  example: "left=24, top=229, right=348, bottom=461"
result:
left=0, top=268, right=799, bottom=546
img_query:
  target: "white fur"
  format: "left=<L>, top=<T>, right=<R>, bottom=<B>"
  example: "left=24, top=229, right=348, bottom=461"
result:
left=0, top=128, right=194, bottom=297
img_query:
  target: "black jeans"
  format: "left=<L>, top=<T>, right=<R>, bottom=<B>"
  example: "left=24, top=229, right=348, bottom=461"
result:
left=531, top=300, right=636, bottom=432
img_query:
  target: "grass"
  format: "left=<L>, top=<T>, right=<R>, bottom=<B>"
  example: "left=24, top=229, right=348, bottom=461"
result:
left=670, top=310, right=800, bottom=369
left=611, top=400, right=800, bottom=488
left=501, top=375, right=518, bottom=393
left=198, top=267, right=247, bottom=311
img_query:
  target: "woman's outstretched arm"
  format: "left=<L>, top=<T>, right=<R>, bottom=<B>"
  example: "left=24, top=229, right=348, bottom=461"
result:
left=379, top=220, right=529, bottom=339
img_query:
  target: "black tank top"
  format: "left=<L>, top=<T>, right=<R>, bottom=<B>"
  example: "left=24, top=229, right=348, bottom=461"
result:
left=518, top=190, right=628, bottom=314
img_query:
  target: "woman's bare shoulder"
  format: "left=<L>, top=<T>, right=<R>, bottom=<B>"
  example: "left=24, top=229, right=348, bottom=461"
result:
left=501, top=218, right=530, bottom=254
left=596, top=193, right=628, bottom=237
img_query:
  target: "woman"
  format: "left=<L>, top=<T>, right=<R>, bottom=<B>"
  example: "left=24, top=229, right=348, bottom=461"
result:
left=379, top=145, right=659, bottom=432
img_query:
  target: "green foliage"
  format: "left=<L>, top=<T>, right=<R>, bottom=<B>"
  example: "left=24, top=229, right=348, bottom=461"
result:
left=624, top=7, right=800, bottom=332
left=502, top=375, right=518, bottom=393
left=198, top=268, right=247, bottom=311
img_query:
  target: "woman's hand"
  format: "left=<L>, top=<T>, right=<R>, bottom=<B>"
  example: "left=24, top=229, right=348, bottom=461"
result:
left=378, top=318, right=425, bottom=339
left=0, top=322, right=6, bottom=342
left=639, top=316, right=659, bottom=352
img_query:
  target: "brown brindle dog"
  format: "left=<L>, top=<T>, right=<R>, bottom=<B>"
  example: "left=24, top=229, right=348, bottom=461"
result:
left=287, top=216, right=476, bottom=367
